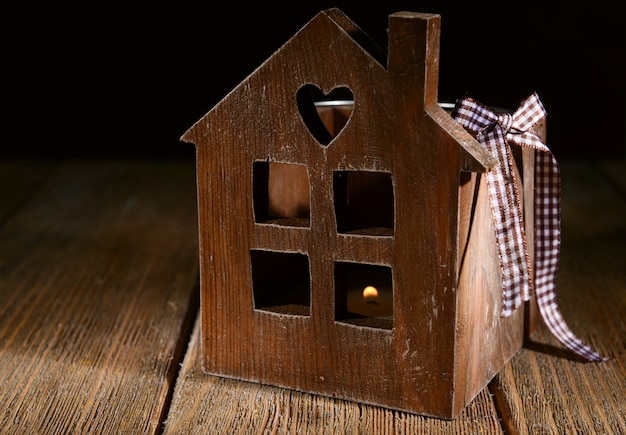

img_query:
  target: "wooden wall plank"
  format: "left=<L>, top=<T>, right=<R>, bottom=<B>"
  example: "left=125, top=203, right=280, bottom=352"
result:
left=0, top=160, right=199, bottom=434
left=491, top=160, right=626, bottom=434
left=163, top=315, right=504, bottom=434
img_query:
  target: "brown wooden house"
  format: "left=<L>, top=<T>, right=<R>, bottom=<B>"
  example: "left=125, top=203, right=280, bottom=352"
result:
left=181, top=8, right=536, bottom=418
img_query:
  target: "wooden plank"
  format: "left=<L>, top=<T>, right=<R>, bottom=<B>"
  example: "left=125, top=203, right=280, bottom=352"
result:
left=0, top=160, right=199, bottom=434
left=163, top=315, right=504, bottom=434
left=491, top=160, right=626, bottom=434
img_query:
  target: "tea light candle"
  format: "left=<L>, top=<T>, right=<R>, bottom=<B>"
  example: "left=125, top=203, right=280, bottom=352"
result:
left=346, top=284, right=393, bottom=319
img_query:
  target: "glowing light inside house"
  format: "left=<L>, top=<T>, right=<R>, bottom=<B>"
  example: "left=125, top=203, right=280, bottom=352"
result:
left=362, top=285, right=379, bottom=301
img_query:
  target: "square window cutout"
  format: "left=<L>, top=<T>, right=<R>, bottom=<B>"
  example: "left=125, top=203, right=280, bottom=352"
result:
left=253, top=161, right=310, bottom=227
left=334, top=171, right=394, bottom=236
left=335, top=262, right=393, bottom=329
left=250, top=250, right=311, bottom=316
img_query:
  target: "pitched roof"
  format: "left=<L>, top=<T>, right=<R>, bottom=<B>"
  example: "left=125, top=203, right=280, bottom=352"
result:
left=181, top=8, right=496, bottom=171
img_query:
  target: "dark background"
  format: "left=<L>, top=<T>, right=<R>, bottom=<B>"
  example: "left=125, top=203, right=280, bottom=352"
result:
left=2, top=1, right=624, bottom=160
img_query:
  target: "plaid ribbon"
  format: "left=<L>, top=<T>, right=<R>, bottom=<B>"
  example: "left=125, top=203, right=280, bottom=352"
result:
left=452, top=93, right=607, bottom=362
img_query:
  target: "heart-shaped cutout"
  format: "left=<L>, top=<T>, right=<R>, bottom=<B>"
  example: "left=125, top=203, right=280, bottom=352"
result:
left=296, top=85, right=354, bottom=146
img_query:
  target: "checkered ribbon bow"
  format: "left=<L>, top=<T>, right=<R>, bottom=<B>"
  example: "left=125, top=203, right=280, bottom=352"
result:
left=453, top=93, right=607, bottom=362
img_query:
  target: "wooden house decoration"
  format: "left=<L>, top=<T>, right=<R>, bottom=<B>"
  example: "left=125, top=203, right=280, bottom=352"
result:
left=181, top=8, right=538, bottom=419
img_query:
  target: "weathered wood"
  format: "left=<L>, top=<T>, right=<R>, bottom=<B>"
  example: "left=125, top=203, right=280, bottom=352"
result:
left=163, top=316, right=504, bottom=434
left=491, top=160, right=626, bottom=434
left=1, top=159, right=624, bottom=432
left=0, top=160, right=199, bottom=434
left=181, top=8, right=528, bottom=418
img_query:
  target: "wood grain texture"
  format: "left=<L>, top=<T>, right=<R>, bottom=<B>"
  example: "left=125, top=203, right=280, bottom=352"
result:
left=1, top=159, right=624, bottom=432
left=162, top=316, right=504, bottom=435
left=182, top=8, right=524, bottom=418
left=0, top=160, right=199, bottom=434
left=491, top=161, right=626, bottom=434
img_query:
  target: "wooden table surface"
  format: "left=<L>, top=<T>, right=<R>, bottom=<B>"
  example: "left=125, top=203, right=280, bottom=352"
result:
left=0, top=158, right=624, bottom=434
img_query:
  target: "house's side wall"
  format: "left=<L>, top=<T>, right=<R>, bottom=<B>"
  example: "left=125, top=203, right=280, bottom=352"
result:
left=454, top=170, right=527, bottom=414
left=453, top=121, right=542, bottom=414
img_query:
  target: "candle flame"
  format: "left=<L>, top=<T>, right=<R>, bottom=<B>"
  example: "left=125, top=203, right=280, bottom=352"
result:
left=362, top=285, right=379, bottom=300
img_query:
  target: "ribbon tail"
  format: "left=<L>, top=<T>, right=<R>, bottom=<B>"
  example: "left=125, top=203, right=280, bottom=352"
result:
left=479, top=127, right=532, bottom=316
left=534, top=151, right=609, bottom=361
